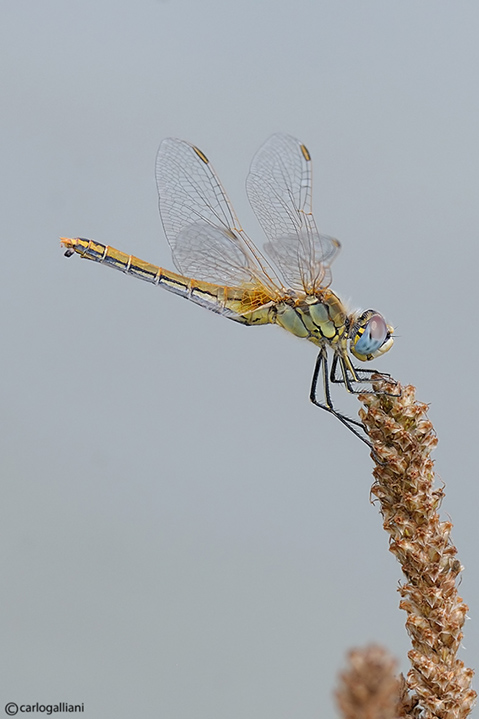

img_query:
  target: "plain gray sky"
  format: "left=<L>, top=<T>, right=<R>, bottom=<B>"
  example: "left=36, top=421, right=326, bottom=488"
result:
left=2, top=1, right=479, bottom=717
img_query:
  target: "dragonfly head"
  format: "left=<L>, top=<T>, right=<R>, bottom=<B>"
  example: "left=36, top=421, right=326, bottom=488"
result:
left=349, top=310, right=394, bottom=362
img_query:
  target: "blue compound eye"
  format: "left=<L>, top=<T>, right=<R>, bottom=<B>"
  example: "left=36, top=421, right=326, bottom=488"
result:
left=354, top=313, right=388, bottom=355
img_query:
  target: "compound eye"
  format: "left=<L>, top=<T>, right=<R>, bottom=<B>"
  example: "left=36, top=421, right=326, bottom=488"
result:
left=354, top=313, right=388, bottom=355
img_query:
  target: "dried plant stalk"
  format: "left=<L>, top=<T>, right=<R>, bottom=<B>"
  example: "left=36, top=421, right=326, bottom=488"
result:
left=336, top=645, right=401, bottom=719
left=357, top=376, right=476, bottom=719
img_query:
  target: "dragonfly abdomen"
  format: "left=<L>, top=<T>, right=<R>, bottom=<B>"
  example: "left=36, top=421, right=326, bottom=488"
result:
left=61, top=237, right=273, bottom=323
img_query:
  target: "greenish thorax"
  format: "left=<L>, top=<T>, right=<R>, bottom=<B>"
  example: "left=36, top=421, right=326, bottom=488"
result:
left=271, top=291, right=348, bottom=347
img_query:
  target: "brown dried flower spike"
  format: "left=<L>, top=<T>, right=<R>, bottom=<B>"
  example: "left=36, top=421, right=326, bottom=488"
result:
left=336, top=645, right=401, bottom=719
left=357, top=376, right=476, bottom=719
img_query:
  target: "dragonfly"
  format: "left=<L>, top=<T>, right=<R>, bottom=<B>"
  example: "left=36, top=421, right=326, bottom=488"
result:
left=61, top=133, right=394, bottom=444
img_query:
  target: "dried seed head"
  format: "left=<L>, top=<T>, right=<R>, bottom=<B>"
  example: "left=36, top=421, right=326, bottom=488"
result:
left=358, top=376, right=476, bottom=719
left=336, top=645, right=401, bottom=719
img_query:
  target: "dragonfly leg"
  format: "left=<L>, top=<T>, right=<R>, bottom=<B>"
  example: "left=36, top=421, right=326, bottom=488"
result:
left=309, top=350, right=372, bottom=447
left=346, top=367, right=395, bottom=384
left=347, top=366, right=400, bottom=398
left=338, top=355, right=360, bottom=393
left=330, top=353, right=365, bottom=388
left=329, top=354, right=344, bottom=384
left=330, top=356, right=398, bottom=396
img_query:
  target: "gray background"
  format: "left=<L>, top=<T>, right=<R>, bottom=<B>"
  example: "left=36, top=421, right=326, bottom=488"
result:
left=2, top=1, right=478, bottom=717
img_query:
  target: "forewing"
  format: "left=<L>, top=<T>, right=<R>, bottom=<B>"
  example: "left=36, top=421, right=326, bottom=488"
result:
left=246, top=133, right=340, bottom=292
left=156, top=138, right=282, bottom=294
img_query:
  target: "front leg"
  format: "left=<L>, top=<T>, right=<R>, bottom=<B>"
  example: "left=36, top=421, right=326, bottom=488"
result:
left=330, top=355, right=394, bottom=392
left=330, top=354, right=359, bottom=392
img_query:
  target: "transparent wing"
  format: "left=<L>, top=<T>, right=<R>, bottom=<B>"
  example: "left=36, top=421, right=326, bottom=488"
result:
left=156, top=138, right=284, bottom=295
left=246, top=133, right=341, bottom=293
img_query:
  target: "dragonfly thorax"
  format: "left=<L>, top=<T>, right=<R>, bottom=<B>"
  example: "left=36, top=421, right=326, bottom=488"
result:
left=272, top=291, right=348, bottom=348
